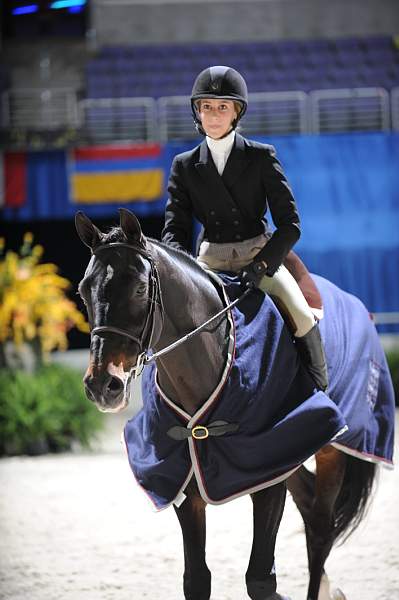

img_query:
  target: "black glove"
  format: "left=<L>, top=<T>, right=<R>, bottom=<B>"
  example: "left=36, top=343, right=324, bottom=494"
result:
left=239, top=260, right=268, bottom=289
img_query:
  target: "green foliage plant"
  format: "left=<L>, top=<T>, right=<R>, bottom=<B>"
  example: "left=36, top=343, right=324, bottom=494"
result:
left=0, top=364, right=103, bottom=456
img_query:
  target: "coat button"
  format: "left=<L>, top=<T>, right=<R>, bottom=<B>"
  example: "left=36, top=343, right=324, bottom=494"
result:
left=235, top=234, right=242, bottom=240
left=210, top=210, right=216, bottom=216
left=215, top=221, right=220, bottom=226
left=233, top=220, right=239, bottom=226
left=231, top=207, right=238, bottom=213
left=215, top=233, right=220, bottom=240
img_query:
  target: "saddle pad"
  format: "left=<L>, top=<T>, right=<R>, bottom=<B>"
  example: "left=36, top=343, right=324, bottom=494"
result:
left=124, top=275, right=350, bottom=511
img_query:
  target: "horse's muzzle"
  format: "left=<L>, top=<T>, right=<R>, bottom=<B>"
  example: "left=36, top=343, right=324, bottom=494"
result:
left=83, top=370, right=128, bottom=412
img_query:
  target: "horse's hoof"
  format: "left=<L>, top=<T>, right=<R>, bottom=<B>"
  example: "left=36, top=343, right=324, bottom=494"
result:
left=331, top=589, right=347, bottom=600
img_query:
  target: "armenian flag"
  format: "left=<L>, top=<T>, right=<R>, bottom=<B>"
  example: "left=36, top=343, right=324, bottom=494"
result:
left=70, top=143, right=164, bottom=204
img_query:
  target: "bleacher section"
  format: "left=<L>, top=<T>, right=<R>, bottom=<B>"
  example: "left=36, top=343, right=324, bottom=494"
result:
left=86, top=36, right=399, bottom=99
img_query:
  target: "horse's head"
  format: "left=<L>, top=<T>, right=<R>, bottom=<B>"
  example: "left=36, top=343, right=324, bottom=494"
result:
left=76, top=209, right=160, bottom=413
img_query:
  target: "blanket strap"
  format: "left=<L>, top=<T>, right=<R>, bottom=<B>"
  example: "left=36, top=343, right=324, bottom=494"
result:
left=167, top=420, right=239, bottom=441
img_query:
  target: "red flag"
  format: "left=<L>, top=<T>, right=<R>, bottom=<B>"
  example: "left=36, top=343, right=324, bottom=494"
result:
left=3, top=152, right=27, bottom=208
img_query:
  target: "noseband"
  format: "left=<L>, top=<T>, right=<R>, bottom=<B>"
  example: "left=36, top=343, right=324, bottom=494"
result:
left=90, top=242, right=164, bottom=378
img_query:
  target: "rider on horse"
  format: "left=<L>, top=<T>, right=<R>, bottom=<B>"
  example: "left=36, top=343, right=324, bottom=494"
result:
left=162, top=65, right=328, bottom=392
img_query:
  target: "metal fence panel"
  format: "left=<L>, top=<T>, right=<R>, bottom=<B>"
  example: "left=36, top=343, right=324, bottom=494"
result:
left=310, top=88, right=390, bottom=133
left=79, top=97, right=157, bottom=143
left=241, top=91, right=309, bottom=136
left=3, top=88, right=79, bottom=130
left=157, top=96, right=194, bottom=142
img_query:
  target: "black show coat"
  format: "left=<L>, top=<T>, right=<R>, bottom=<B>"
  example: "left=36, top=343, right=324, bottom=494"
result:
left=161, top=133, right=301, bottom=276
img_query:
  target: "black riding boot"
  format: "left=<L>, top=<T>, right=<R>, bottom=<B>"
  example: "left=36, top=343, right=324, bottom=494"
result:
left=295, top=324, right=329, bottom=392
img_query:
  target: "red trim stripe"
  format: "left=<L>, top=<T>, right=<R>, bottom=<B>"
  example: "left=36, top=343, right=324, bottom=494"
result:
left=74, top=144, right=161, bottom=161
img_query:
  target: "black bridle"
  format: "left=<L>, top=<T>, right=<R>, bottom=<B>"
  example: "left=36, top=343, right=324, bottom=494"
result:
left=89, top=241, right=251, bottom=379
left=90, top=242, right=164, bottom=378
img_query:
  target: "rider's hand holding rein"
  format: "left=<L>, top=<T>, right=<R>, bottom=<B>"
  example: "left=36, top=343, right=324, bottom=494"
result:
left=240, top=260, right=269, bottom=289
left=161, top=65, right=328, bottom=393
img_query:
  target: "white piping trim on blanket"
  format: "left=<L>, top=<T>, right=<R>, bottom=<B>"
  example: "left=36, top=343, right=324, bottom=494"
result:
left=122, top=427, right=195, bottom=511
left=151, top=270, right=237, bottom=508
left=154, top=271, right=236, bottom=428
left=330, top=424, right=349, bottom=442
left=331, top=442, right=394, bottom=469
left=155, top=375, right=191, bottom=421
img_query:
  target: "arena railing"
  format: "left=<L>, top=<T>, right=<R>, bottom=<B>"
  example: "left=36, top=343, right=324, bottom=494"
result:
left=392, top=87, right=399, bottom=131
left=309, top=87, right=390, bottom=134
left=78, top=97, right=157, bottom=143
left=1, top=87, right=396, bottom=146
left=2, top=88, right=80, bottom=131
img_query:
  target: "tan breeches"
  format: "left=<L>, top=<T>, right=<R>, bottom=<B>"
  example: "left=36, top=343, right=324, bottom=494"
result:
left=197, top=236, right=315, bottom=338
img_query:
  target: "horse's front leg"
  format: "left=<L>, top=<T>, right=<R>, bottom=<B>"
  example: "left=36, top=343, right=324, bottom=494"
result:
left=174, top=478, right=211, bottom=600
left=246, top=482, right=287, bottom=600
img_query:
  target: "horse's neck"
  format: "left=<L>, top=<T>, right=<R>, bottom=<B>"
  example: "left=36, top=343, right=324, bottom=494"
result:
left=152, top=244, right=228, bottom=415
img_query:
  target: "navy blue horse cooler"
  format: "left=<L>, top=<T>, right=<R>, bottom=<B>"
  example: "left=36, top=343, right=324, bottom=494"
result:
left=124, top=274, right=395, bottom=511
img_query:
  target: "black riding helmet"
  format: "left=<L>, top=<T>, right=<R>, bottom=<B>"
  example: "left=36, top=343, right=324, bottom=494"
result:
left=191, top=66, right=248, bottom=135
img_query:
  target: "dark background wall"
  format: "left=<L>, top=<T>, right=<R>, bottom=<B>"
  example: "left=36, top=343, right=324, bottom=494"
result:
left=91, top=0, right=399, bottom=46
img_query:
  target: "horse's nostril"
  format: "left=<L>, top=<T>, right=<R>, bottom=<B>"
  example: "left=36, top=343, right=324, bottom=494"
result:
left=106, top=376, right=123, bottom=395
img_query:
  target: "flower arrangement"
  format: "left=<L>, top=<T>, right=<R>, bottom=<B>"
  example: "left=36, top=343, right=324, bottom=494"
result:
left=0, top=233, right=102, bottom=455
left=0, top=232, right=89, bottom=366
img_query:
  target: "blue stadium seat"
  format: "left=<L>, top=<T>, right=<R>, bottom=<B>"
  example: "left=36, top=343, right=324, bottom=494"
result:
left=84, top=36, right=398, bottom=101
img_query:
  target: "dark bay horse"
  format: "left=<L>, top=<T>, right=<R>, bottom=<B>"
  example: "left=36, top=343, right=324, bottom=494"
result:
left=75, top=209, right=394, bottom=600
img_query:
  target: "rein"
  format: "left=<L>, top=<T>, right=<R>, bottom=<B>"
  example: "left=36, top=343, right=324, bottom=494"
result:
left=90, top=242, right=251, bottom=378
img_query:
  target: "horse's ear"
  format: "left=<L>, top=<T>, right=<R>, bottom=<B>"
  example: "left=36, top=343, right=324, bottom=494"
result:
left=119, top=208, right=145, bottom=246
left=75, top=211, right=103, bottom=249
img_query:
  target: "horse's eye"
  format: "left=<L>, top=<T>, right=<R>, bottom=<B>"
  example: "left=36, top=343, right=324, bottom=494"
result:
left=136, top=283, right=147, bottom=296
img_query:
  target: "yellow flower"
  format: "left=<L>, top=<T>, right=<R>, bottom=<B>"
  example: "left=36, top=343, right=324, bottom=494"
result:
left=23, top=232, right=34, bottom=245
left=0, top=234, right=89, bottom=357
left=32, top=245, right=44, bottom=259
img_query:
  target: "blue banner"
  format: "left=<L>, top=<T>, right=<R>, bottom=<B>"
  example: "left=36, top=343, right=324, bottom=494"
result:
left=2, top=133, right=398, bottom=326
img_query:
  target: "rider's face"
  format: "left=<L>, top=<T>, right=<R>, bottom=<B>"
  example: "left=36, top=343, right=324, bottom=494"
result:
left=198, top=99, right=238, bottom=139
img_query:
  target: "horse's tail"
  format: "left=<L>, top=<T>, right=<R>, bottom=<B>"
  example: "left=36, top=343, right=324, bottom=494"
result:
left=333, top=454, right=377, bottom=545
